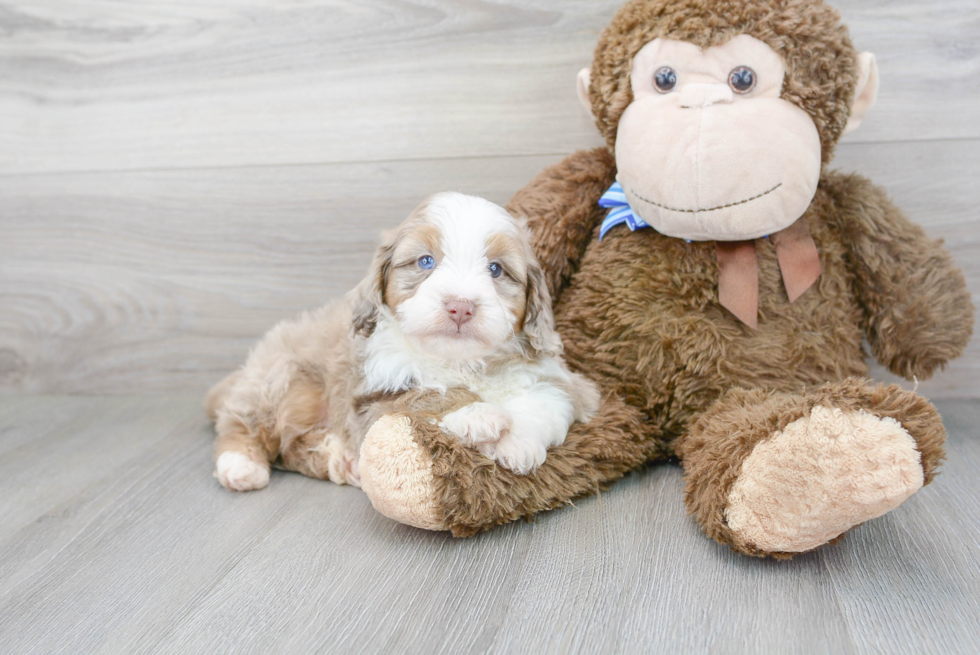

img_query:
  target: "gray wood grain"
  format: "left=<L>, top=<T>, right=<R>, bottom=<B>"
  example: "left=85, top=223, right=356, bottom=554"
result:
left=2, top=140, right=976, bottom=397
left=0, top=395, right=977, bottom=654
left=0, top=395, right=202, bottom=542
left=0, top=0, right=977, bottom=176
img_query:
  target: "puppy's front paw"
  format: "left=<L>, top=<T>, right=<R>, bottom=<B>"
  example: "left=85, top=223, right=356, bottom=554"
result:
left=440, top=402, right=512, bottom=446
left=478, top=434, right=547, bottom=475
left=215, top=452, right=270, bottom=492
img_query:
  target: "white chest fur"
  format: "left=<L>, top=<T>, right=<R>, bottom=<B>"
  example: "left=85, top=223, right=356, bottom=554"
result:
left=359, top=316, right=568, bottom=400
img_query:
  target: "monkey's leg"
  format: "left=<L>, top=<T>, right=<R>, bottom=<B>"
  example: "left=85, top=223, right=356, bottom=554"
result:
left=678, top=377, right=946, bottom=558
left=358, top=394, right=664, bottom=536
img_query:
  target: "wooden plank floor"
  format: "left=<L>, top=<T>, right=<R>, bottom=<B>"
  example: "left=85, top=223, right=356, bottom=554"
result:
left=0, top=395, right=977, bottom=654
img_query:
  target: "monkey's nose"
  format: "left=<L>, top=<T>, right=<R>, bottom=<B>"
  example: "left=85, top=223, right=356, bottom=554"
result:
left=445, top=298, right=476, bottom=326
left=678, top=83, right=734, bottom=109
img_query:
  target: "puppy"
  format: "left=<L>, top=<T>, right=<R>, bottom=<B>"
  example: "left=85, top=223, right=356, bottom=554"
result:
left=206, top=192, right=599, bottom=492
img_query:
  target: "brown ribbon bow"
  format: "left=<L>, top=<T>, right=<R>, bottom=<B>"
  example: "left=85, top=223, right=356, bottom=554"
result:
left=715, top=217, right=822, bottom=329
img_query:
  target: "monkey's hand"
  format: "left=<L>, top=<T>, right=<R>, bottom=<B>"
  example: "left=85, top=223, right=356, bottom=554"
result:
left=829, top=172, right=974, bottom=380
left=506, top=148, right=616, bottom=303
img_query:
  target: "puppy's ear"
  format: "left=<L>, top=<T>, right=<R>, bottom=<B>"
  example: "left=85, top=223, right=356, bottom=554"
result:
left=523, top=259, right=563, bottom=358
left=349, top=238, right=395, bottom=337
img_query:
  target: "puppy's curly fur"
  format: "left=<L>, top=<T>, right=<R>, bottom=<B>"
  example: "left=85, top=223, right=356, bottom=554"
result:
left=206, top=192, right=599, bottom=490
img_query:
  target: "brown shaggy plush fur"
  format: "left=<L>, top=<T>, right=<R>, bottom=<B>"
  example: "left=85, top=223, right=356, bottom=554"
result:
left=366, top=0, right=973, bottom=556
left=415, top=393, right=657, bottom=537
left=508, top=147, right=618, bottom=303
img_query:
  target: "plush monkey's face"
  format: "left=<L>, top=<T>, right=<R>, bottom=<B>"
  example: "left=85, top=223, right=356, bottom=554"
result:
left=578, top=0, right=878, bottom=241
left=621, top=36, right=822, bottom=241
left=579, top=31, right=878, bottom=243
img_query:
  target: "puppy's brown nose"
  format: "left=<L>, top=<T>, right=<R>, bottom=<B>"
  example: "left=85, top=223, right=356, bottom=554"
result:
left=445, top=298, right=475, bottom=326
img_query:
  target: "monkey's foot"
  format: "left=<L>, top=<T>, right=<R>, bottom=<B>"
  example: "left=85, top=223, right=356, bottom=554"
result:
left=359, top=415, right=448, bottom=531
left=681, top=379, right=946, bottom=557
left=724, top=406, right=924, bottom=553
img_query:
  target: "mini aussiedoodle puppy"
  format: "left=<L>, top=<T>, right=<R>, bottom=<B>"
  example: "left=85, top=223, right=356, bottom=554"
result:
left=206, top=192, right=599, bottom=491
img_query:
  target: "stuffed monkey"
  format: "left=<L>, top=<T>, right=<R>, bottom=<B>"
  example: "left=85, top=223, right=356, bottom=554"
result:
left=357, top=0, right=974, bottom=557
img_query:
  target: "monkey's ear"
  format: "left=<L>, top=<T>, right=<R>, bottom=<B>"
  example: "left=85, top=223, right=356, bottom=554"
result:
left=523, top=261, right=563, bottom=358
left=349, top=239, right=395, bottom=338
left=842, top=53, right=879, bottom=136
left=576, top=67, right=594, bottom=118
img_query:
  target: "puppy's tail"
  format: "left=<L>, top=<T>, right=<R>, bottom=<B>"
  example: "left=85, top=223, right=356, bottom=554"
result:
left=204, top=370, right=243, bottom=422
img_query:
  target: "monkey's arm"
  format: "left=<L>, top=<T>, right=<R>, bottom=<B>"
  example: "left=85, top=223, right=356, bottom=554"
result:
left=829, top=172, right=974, bottom=380
left=506, top=147, right=616, bottom=301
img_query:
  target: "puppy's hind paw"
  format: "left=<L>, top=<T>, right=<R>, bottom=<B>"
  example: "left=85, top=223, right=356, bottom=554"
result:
left=216, top=452, right=270, bottom=492
left=344, top=450, right=362, bottom=488
left=440, top=402, right=512, bottom=446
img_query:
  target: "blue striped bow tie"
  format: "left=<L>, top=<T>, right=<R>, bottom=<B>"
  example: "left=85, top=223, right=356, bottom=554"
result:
left=598, top=182, right=650, bottom=240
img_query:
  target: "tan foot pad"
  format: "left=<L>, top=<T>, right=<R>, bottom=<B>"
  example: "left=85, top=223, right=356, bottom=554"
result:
left=725, top=406, right=924, bottom=553
left=359, top=414, right=447, bottom=531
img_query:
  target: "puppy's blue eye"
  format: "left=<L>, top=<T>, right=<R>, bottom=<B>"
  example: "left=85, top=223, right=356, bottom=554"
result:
left=488, top=262, right=503, bottom=278
left=418, top=255, right=435, bottom=270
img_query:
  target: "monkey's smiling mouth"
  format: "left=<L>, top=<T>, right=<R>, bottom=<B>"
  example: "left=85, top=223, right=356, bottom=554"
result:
left=626, top=183, right=783, bottom=213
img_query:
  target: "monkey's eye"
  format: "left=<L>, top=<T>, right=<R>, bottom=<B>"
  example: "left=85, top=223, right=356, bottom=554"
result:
left=418, top=255, right=435, bottom=270
left=653, top=66, right=678, bottom=93
left=488, top=262, right=503, bottom=278
left=728, top=66, right=756, bottom=94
